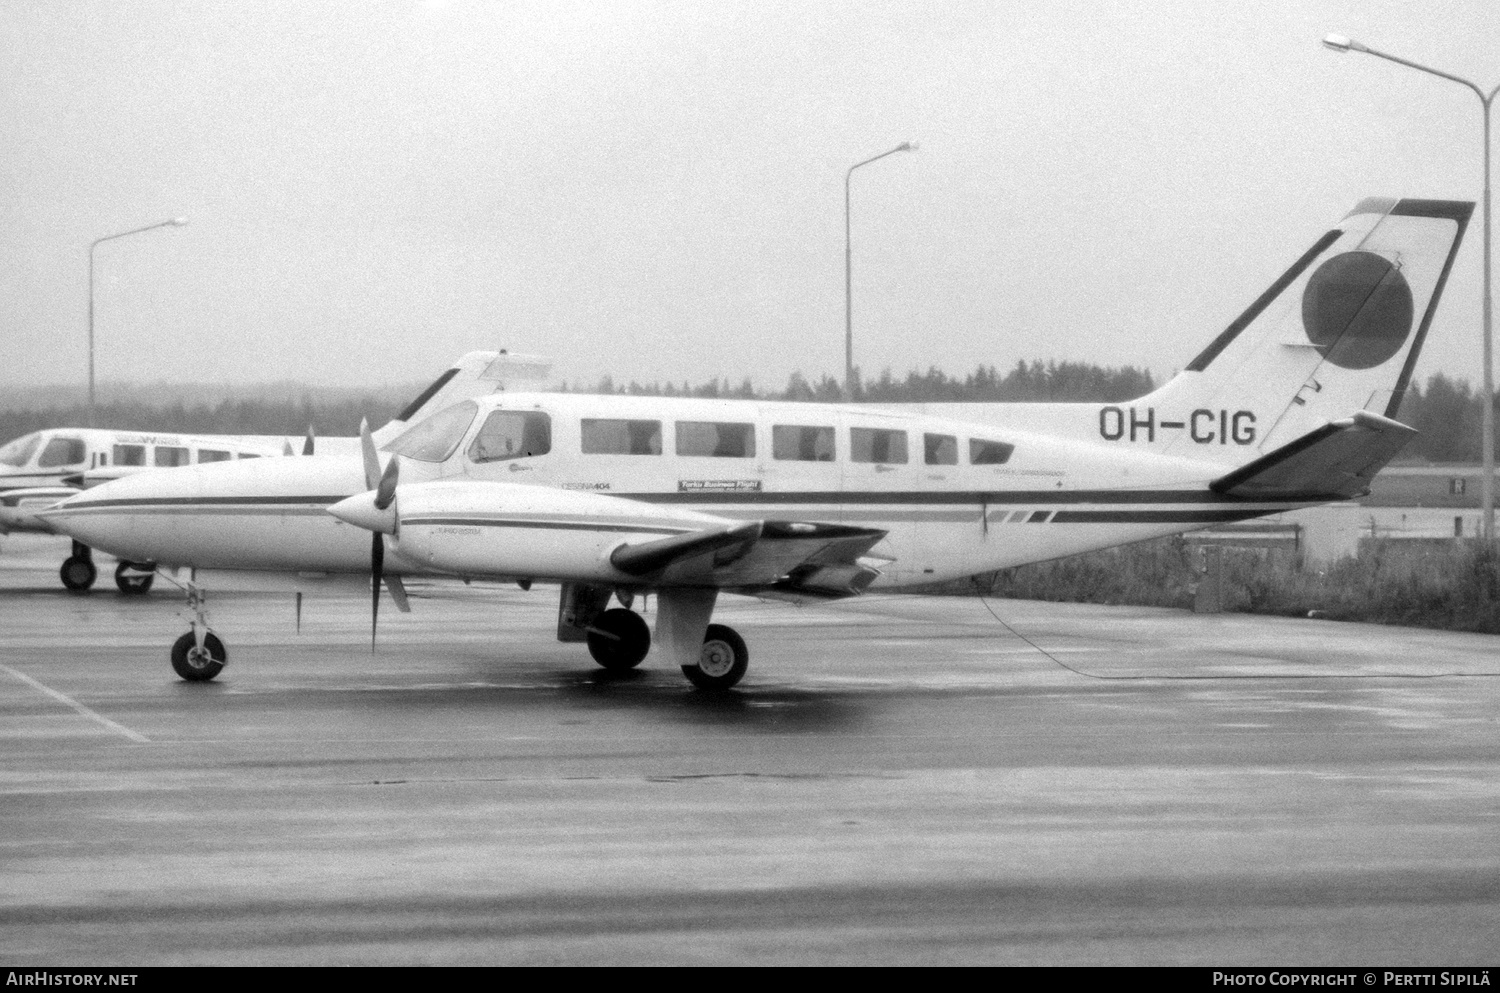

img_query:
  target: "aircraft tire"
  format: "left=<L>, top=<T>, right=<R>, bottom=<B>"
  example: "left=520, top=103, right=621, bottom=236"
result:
left=171, top=631, right=226, bottom=682
left=586, top=608, right=651, bottom=670
left=682, top=624, right=748, bottom=690
left=114, top=561, right=155, bottom=594
left=59, top=556, right=97, bottom=592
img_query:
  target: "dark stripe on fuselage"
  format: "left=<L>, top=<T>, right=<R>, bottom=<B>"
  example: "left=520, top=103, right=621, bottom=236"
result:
left=59, top=487, right=1310, bottom=513
left=1050, top=509, right=1275, bottom=524
left=62, top=495, right=354, bottom=509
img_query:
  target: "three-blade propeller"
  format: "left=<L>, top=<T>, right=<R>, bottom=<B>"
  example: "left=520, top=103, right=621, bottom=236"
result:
left=354, top=419, right=408, bottom=651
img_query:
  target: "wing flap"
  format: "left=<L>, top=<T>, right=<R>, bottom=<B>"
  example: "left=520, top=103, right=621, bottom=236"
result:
left=1211, top=410, right=1416, bottom=500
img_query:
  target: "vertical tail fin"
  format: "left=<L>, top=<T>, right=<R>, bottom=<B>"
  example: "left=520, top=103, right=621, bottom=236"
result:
left=1147, top=198, right=1472, bottom=461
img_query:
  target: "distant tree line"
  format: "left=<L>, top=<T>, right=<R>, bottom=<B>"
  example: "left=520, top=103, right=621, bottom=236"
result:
left=560, top=360, right=1158, bottom=404
left=0, top=397, right=407, bottom=445
left=1, top=363, right=1495, bottom=464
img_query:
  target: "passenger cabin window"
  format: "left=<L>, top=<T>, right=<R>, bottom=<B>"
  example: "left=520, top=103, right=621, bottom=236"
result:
left=0, top=434, right=41, bottom=467
left=581, top=418, right=662, bottom=455
left=924, top=433, right=957, bottom=466
left=850, top=427, right=908, bottom=464
left=772, top=425, right=835, bottom=462
left=970, top=438, right=1015, bottom=465
left=197, top=449, right=232, bottom=463
left=676, top=421, right=755, bottom=458
left=154, top=446, right=190, bottom=467
left=384, top=399, right=479, bottom=462
left=113, top=444, right=146, bottom=467
left=238, top=453, right=261, bottom=459
left=38, top=437, right=86, bottom=468
left=469, top=410, right=552, bottom=463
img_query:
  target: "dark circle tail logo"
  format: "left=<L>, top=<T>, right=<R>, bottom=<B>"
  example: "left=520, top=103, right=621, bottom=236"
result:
left=1300, top=250, right=1414, bottom=370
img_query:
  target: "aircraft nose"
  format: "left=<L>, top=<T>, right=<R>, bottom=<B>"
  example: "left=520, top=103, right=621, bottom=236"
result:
left=328, top=491, right=396, bottom=535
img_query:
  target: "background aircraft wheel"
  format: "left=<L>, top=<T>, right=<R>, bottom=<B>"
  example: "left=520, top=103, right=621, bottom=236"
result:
left=114, top=561, right=155, bottom=594
left=682, top=624, right=748, bottom=690
left=170, top=631, right=226, bottom=682
left=586, top=608, right=651, bottom=670
left=59, top=556, right=96, bottom=592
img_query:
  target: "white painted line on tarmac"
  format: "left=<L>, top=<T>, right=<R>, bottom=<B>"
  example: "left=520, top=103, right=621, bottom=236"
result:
left=1, top=664, right=150, bottom=743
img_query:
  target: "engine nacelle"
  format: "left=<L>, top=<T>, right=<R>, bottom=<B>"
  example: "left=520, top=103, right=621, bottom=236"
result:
left=376, top=480, right=732, bottom=583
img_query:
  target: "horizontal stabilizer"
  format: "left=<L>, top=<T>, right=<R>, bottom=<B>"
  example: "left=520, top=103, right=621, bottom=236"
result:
left=1210, top=410, right=1416, bottom=500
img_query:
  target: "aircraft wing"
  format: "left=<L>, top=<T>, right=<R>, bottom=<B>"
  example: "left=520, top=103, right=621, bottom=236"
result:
left=610, top=520, right=888, bottom=597
left=1210, top=410, right=1416, bottom=500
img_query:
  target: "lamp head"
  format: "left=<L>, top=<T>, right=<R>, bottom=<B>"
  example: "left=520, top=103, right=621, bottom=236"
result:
left=1322, top=34, right=1368, bottom=54
left=169, top=217, right=189, bottom=227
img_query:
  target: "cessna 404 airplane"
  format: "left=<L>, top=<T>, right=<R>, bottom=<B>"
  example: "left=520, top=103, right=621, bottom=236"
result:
left=43, top=198, right=1470, bottom=690
left=1, top=349, right=544, bottom=590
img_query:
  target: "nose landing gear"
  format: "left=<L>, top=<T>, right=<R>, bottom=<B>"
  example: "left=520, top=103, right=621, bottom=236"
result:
left=169, top=583, right=226, bottom=682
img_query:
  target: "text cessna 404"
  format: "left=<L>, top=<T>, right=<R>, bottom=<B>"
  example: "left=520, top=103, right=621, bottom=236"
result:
left=1, top=350, right=542, bottom=591
left=44, top=198, right=1470, bottom=690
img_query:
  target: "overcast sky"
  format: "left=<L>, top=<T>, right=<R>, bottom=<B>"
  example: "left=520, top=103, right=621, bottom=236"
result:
left=3, top=0, right=1499, bottom=395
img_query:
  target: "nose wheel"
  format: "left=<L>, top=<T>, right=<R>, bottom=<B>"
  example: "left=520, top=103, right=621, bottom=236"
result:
left=171, top=631, right=226, bottom=682
left=681, top=624, right=748, bottom=690
left=114, top=561, right=155, bottom=594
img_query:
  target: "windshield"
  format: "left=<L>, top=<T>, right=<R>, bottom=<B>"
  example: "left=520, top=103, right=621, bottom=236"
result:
left=381, top=400, right=479, bottom=463
left=0, top=433, right=42, bottom=467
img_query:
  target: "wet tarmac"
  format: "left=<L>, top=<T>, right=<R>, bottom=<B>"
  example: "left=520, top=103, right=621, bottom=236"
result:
left=2, top=533, right=1498, bottom=965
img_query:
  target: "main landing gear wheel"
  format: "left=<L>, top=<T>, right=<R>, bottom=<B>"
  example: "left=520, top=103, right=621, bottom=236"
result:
left=114, top=561, right=155, bottom=594
left=682, top=624, right=748, bottom=690
left=171, top=631, right=226, bottom=682
left=586, top=608, right=651, bottom=671
left=59, top=556, right=97, bottom=592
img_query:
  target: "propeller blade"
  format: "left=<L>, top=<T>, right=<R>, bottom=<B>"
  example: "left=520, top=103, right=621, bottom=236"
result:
left=359, top=418, right=381, bottom=492
left=370, top=530, right=383, bottom=652
left=302, top=426, right=315, bottom=456
left=386, top=574, right=411, bottom=613
left=374, top=456, right=400, bottom=511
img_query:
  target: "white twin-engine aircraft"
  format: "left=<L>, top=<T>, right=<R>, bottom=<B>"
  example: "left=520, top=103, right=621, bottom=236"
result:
left=2, top=351, right=547, bottom=591
left=44, top=198, right=1471, bottom=690
left=0, top=428, right=299, bottom=591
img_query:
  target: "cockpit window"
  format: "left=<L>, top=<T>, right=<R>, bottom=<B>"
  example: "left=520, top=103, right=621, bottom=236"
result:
left=0, top=433, right=42, bottom=467
left=469, top=410, right=552, bottom=463
left=382, top=399, right=479, bottom=463
left=38, top=437, right=87, bottom=468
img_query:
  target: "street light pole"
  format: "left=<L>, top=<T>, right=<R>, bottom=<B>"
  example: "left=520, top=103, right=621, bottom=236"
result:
left=88, top=217, right=189, bottom=428
left=1324, top=34, right=1500, bottom=542
left=845, top=142, right=915, bottom=399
